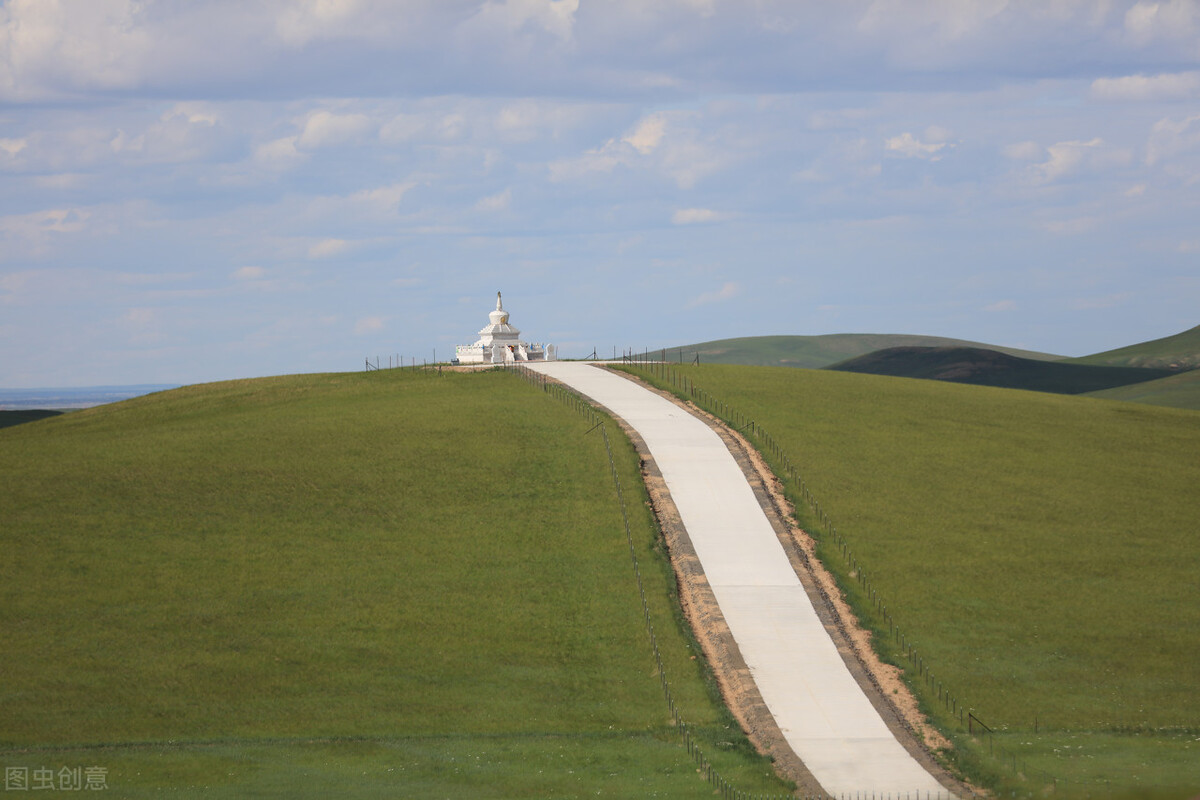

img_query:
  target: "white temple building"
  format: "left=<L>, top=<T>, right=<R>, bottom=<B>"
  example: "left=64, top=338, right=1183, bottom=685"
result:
left=453, top=292, right=556, bottom=365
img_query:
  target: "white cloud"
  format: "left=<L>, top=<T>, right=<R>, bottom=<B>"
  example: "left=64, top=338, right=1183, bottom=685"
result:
left=858, top=0, right=1011, bottom=43
left=623, top=114, right=666, bottom=155
left=1146, top=113, right=1200, bottom=166
left=378, top=113, right=426, bottom=144
left=1037, top=138, right=1101, bottom=181
left=671, top=207, right=727, bottom=224
left=254, top=136, right=306, bottom=169
left=0, top=207, right=90, bottom=237
left=1123, top=0, right=1198, bottom=46
left=548, top=138, right=632, bottom=181
left=0, top=137, right=27, bottom=157
left=547, top=111, right=736, bottom=188
left=884, top=131, right=948, bottom=160
left=476, top=188, right=512, bottom=212
left=1091, top=71, right=1200, bottom=101
left=688, top=281, right=740, bottom=307
left=1034, top=138, right=1130, bottom=182
left=232, top=266, right=265, bottom=281
left=0, top=0, right=153, bottom=100
left=297, top=110, right=372, bottom=149
left=346, top=182, right=418, bottom=213
left=548, top=113, right=669, bottom=181
left=493, top=99, right=589, bottom=142
left=161, top=103, right=218, bottom=127
left=983, top=299, right=1016, bottom=312
left=275, top=0, right=372, bottom=47
left=464, top=0, right=580, bottom=43
left=1002, top=141, right=1043, bottom=161
left=308, top=238, right=349, bottom=259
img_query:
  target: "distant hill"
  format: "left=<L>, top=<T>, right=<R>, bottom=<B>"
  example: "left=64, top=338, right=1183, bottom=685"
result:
left=1071, top=324, right=1200, bottom=370
left=826, top=346, right=1177, bottom=395
left=0, top=384, right=178, bottom=410
left=1086, top=368, right=1200, bottom=410
left=0, top=409, right=63, bottom=430
left=658, top=334, right=1062, bottom=369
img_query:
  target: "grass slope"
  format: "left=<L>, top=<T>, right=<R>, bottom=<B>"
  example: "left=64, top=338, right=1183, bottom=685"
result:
left=623, top=363, right=1200, bottom=798
left=1086, top=368, right=1200, bottom=410
left=0, top=369, right=788, bottom=798
left=1072, top=324, right=1200, bottom=370
left=655, top=334, right=1062, bottom=369
left=827, top=346, right=1177, bottom=394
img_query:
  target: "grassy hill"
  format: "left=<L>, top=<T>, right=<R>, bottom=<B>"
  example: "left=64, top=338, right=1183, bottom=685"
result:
left=1086, top=367, right=1200, bottom=409
left=0, top=369, right=788, bottom=799
left=653, top=334, right=1062, bottom=369
left=1072, top=324, right=1200, bottom=370
left=623, top=362, right=1200, bottom=799
left=827, top=345, right=1177, bottom=395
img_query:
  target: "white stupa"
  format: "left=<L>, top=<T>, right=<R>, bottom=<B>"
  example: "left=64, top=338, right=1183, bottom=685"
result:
left=453, top=292, right=556, bottom=364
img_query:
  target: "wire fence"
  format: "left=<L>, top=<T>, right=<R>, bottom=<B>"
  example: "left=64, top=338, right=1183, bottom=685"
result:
left=506, top=363, right=806, bottom=800
left=364, top=354, right=444, bottom=373
left=616, top=355, right=1067, bottom=795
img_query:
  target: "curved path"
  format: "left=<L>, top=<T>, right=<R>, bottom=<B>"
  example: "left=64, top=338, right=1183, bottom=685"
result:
left=528, top=362, right=955, bottom=799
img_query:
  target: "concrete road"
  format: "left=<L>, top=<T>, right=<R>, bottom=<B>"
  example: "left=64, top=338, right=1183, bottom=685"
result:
left=527, top=361, right=955, bottom=799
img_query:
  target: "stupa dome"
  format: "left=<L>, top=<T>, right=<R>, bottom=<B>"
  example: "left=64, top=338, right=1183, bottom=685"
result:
left=489, top=293, right=510, bottom=326
left=452, top=292, right=555, bottom=365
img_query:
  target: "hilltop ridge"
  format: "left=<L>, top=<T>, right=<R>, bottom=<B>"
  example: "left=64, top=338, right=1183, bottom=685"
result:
left=826, top=346, right=1178, bottom=395
left=666, top=325, right=1200, bottom=407
left=655, top=334, right=1062, bottom=369
left=1070, top=324, right=1200, bottom=370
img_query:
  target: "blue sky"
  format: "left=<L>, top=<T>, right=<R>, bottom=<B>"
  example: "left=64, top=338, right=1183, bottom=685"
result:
left=2, top=0, right=1198, bottom=387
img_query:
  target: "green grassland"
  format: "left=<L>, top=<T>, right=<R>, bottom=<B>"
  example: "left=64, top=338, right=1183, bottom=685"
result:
left=655, top=334, right=1062, bottom=369
left=1071, top=324, right=1200, bottom=370
left=0, top=368, right=789, bottom=798
left=1086, top=368, right=1200, bottom=410
left=623, top=363, right=1200, bottom=798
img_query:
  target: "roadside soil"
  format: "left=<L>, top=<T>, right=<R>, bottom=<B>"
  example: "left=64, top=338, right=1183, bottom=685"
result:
left=601, top=369, right=976, bottom=798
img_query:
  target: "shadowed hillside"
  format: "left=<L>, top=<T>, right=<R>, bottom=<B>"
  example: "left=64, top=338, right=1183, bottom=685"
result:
left=0, top=409, right=63, bottom=429
left=826, top=346, right=1177, bottom=394
left=656, top=334, right=1061, bottom=369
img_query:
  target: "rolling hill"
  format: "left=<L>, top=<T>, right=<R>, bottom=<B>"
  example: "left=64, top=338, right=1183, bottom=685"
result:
left=623, top=361, right=1200, bottom=798
left=1070, top=323, right=1200, bottom=370
left=0, top=369, right=787, bottom=799
left=826, top=346, right=1178, bottom=395
left=654, top=334, right=1062, bottom=369
left=1085, top=367, right=1200, bottom=409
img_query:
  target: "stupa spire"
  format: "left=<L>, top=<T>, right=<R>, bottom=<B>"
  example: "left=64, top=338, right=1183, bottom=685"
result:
left=453, top=293, right=555, bottom=365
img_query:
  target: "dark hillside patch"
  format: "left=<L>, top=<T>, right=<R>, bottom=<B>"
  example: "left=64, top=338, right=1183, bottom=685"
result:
left=0, top=409, right=63, bottom=429
left=656, top=334, right=1062, bottom=369
left=827, top=345, right=1178, bottom=394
